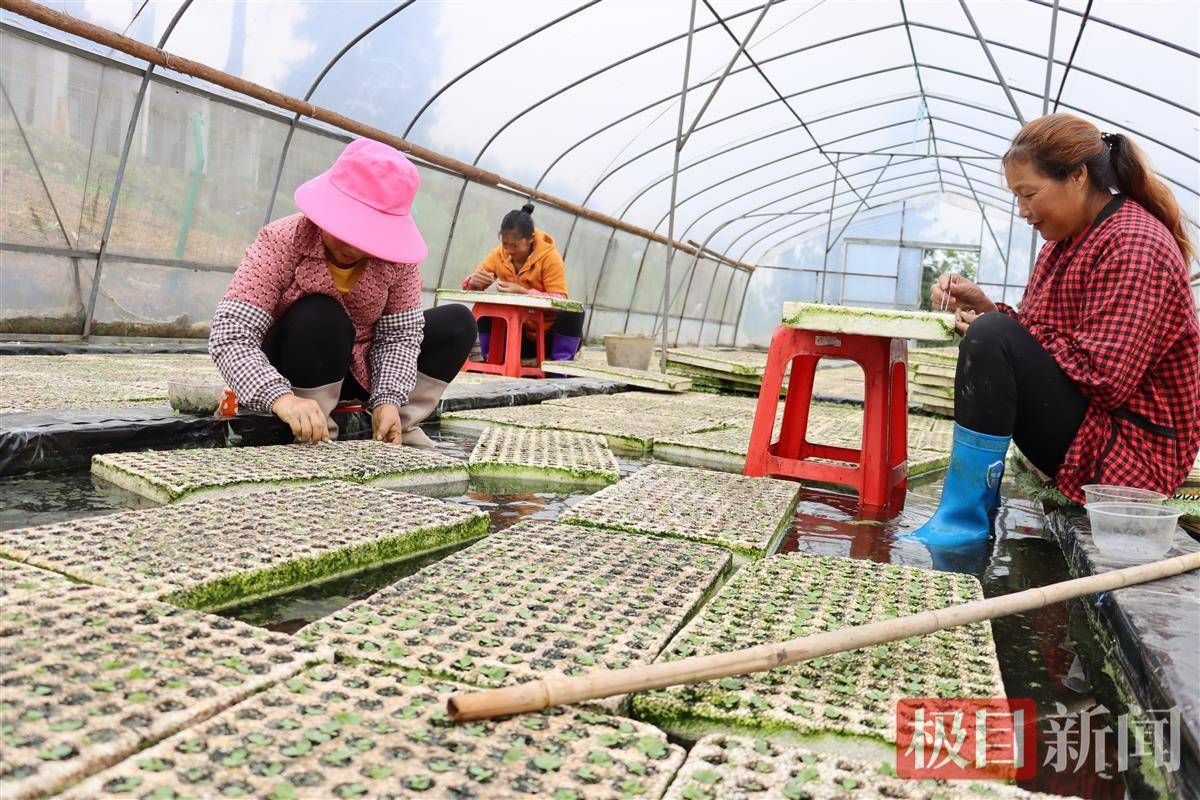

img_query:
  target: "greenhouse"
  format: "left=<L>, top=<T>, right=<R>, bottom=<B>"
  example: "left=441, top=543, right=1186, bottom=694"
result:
left=1, top=1, right=1198, bottom=798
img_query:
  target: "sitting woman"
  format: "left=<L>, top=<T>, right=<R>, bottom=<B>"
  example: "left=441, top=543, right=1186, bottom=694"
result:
left=914, top=114, right=1199, bottom=548
left=209, top=139, right=476, bottom=447
left=463, top=203, right=584, bottom=362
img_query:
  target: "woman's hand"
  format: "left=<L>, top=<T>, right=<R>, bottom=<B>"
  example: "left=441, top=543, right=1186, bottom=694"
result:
left=953, top=307, right=981, bottom=335
left=930, top=273, right=996, bottom=317
left=465, top=267, right=494, bottom=291
left=272, top=394, right=330, bottom=444
left=372, top=403, right=402, bottom=443
left=496, top=281, right=529, bottom=295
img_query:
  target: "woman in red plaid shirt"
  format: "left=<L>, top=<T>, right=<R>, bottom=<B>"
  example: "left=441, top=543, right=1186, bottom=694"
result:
left=915, top=114, right=1199, bottom=548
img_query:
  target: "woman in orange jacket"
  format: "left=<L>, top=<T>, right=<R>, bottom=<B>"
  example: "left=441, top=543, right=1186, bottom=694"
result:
left=463, top=203, right=584, bottom=361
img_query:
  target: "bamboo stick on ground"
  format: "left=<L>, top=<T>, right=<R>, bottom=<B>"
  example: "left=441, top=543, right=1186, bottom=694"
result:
left=448, top=552, right=1199, bottom=721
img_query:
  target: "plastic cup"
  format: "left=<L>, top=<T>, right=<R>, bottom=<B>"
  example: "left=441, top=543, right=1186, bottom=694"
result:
left=1084, top=502, right=1182, bottom=561
left=1081, top=484, right=1167, bottom=506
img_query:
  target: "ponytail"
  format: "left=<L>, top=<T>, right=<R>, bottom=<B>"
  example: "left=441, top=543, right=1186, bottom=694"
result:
left=1004, top=114, right=1193, bottom=263
left=1105, top=133, right=1193, bottom=263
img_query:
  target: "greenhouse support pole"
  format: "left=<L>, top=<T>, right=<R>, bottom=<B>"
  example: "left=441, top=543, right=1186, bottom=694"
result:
left=958, top=0, right=1025, bottom=125
left=1028, top=0, right=1060, bottom=291
left=955, top=159, right=1008, bottom=271
left=174, top=112, right=206, bottom=259
left=818, top=155, right=841, bottom=303
left=1002, top=196, right=1016, bottom=303
left=659, top=0, right=697, bottom=372
left=82, top=0, right=192, bottom=339
left=264, top=2, right=414, bottom=227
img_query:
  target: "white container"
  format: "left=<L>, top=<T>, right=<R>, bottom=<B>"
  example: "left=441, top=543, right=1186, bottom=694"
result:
left=1084, top=502, right=1182, bottom=561
left=603, top=334, right=655, bottom=371
left=167, top=377, right=226, bottom=415
left=1081, top=484, right=1167, bottom=506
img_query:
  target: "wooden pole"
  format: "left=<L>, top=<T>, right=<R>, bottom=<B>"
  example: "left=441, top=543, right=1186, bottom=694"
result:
left=0, top=0, right=755, bottom=272
left=447, top=551, right=1200, bottom=722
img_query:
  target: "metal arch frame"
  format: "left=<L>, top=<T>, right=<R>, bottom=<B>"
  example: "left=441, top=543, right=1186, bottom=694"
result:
left=533, top=22, right=908, bottom=191
left=1025, top=0, right=1198, bottom=59
left=83, top=0, right=193, bottom=338
left=402, top=0, right=600, bottom=139
left=1052, top=0, right=1092, bottom=112
left=698, top=0, right=868, bottom=207
left=957, top=0, right=1026, bottom=125
left=738, top=174, right=1014, bottom=264
left=750, top=184, right=1014, bottom=274
left=954, top=157, right=1009, bottom=269
left=899, top=0, right=944, bottom=192
left=263, top=1, right=414, bottom=227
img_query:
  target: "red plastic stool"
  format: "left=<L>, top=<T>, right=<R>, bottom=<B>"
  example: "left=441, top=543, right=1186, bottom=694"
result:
left=461, top=301, right=547, bottom=379
left=743, top=325, right=909, bottom=513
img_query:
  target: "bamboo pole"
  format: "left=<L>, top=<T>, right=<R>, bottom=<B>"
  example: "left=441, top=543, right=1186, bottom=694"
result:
left=0, top=0, right=755, bottom=272
left=448, top=551, right=1200, bottom=722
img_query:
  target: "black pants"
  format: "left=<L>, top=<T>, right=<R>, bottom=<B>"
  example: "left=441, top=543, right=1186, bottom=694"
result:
left=263, top=295, right=478, bottom=401
left=955, top=312, right=1088, bottom=478
left=477, top=310, right=585, bottom=358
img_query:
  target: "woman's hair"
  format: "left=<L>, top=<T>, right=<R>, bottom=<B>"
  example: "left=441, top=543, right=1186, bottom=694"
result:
left=500, top=203, right=536, bottom=239
left=1003, top=113, right=1192, bottom=263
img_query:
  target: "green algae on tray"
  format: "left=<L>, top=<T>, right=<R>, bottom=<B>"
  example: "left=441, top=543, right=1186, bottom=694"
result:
left=561, top=464, right=800, bottom=559
left=468, top=426, right=621, bottom=487
left=0, top=558, right=74, bottom=603
left=439, top=404, right=732, bottom=454
left=0, top=584, right=329, bottom=800
left=436, top=288, right=585, bottom=313
left=665, top=734, right=1068, bottom=800
left=306, top=521, right=730, bottom=689
left=65, top=662, right=683, bottom=800
left=92, top=439, right=468, bottom=504
left=631, top=553, right=1005, bottom=758
left=0, top=482, right=488, bottom=610
left=782, top=302, right=956, bottom=341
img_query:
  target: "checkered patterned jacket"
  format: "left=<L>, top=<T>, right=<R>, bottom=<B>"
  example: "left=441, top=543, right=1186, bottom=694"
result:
left=209, top=214, right=423, bottom=412
left=996, top=196, right=1200, bottom=502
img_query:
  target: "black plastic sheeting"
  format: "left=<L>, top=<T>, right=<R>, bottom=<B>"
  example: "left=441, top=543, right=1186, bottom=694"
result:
left=0, top=377, right=623, bottom=476
left=0, top=343, right=210, bottom=356
left=1047, top=508, right=1200, bottom=797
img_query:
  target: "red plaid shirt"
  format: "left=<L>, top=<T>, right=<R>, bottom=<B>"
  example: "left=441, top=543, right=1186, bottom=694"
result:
left=996, top=196, right=1200, bottom=502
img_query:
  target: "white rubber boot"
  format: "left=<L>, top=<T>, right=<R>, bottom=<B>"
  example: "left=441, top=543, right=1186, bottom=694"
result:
left=291, top=380, right=342, bottom=441
left=399, top=372, right=446, bottom=448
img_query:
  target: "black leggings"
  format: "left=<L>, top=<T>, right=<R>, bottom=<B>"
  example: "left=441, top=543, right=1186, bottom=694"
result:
left=263, top=294, right=478, bottom=400
left=477, top=310, right=585, bottom=358
left=955, top=311, right=1088, bottom=478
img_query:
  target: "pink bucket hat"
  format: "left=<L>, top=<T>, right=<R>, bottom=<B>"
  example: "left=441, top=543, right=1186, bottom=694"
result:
left=294, top=139, right=428, bottom=263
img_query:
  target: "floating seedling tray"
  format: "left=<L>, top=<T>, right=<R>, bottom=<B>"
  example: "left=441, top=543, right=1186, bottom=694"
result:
left=664, top=734, right=1060, bottom=799
left=542, top=360, right=692, bottom=393
left=0, top=482, right=488, bottom=611
left=665, top=348, right=769, bottom=377
left=631, top=553, right=1005, bottom=759
left=0, top=585, right=329, bottom=800
left=307, top=521, right=730, bottom=691
left=440, top=405, right=731, bottom=454
left=562, top=464, right=800, bottom=559
left=467, top=426, right=621, bottom=488
left=66, top=662, right=684, bottom=800
left=0, top=559, right=74, bottom=602
left=782, top=302, right=956, bottom=341
left=545, top=391, right=758, bottom=423
left=92, top=440, right=468, bottom=503
left=1, top=354, right=219, bottom=413
left=435, top=288, right=585, bottom=312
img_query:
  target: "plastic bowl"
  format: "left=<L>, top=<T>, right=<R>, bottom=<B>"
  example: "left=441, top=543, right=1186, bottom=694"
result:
left=1081, top=484, right=1167, bottom=506
left=167, top=377, right=226, bottom=415
left=1084, top=502, right=1181, bottom=561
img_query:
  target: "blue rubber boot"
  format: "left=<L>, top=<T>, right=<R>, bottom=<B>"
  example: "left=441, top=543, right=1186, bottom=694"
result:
left=911, top=423, right=1010, bottom=548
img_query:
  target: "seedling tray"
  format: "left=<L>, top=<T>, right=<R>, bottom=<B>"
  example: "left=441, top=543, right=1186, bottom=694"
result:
left=782, top=303, right=955, bottom=341
left=307, top=521, right=730, bottom=689
left=66, top=662, right=685, bottom=800
left=0, top=559, right=74, bottom=602
left=542, top=360, right=692, bottom=393
left=436, top=288, right=584, bottom=312
left=0, top=585, right=329, bottom=800
left=468, top=426, right=621, bottom=488
left=92, top=440, right=468, bottom=503
left=0, top=482, right=488, bottom=611
left=562, top=464, right=800, bottom=559
left=631, top=553, right=1005, bottom=759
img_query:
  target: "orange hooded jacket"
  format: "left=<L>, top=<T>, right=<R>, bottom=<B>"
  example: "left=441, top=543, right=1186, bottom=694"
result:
left=469, top=229, right=568, bottom=337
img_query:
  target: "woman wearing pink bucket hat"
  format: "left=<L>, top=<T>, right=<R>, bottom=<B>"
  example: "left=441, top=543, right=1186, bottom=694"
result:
left=209, top=139, right=477, bottom=445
